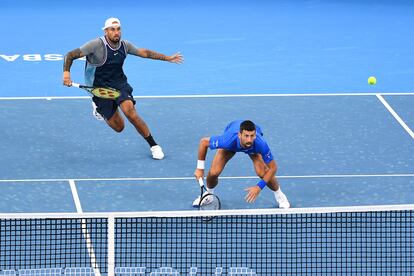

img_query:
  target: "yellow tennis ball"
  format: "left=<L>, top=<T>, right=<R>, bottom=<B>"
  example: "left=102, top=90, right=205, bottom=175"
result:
left=368, top=76, right=377, bottom=85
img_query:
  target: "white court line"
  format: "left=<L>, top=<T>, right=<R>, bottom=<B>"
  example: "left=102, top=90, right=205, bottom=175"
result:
left=69, top=179, right=83, bottom=213
left=377, top=94, right=414, bottom=139
left=0, top=92, right=414, bottom=101
left=0, top=96, right=89, bottom=100
left=0, top=173, right=413, bottom=183
left=68, top=179, right=101, bottom=276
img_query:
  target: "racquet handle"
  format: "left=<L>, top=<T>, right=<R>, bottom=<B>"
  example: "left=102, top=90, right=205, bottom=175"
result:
left=71, top=82, right=80, bottom=88
left=198, top=178, right=204, bottom=187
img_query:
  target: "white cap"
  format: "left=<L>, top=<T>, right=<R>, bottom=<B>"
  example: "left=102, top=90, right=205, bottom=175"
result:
left=102, top=17, right=121, bottom=30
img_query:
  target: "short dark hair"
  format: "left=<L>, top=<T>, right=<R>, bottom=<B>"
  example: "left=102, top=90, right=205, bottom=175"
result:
left=240, top=120, right=256, bottom=132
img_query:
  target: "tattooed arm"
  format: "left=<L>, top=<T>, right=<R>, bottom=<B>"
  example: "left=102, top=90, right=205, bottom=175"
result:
left=136, top=48, right=183, bottom=64
left=62, top=48, right=85, bottom=86
left=124, top=40, right=183, bottom=64
left=137, top=49, right=166, bottom=60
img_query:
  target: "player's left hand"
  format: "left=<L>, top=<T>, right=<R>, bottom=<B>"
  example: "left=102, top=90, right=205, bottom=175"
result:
left=245, top=186, right=261, bottom=203
left=167, top=52, right=184, bottom=64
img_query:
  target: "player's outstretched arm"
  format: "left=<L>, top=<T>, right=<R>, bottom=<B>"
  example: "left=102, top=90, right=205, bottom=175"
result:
left=136, top=49, right=183, bottom=64
left=194, top=137, right=210, bottom=180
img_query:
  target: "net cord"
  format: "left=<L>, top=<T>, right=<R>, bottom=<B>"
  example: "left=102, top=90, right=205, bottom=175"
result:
left=1, top=204, right=414, bottom=219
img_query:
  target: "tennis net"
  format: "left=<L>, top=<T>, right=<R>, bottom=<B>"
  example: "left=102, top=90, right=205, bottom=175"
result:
left=1, top=205, right=413, bottom=275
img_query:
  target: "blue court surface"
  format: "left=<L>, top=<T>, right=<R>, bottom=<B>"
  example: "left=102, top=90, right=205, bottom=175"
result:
left=0, top=0, right=413, bottom=214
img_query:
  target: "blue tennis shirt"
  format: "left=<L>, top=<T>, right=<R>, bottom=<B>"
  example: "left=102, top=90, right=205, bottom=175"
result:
left=209, top=120, right=274, bottom=164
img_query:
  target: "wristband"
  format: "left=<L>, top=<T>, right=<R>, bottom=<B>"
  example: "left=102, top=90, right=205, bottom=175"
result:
left=197, top=160, right=205, bottom=170
left=257, top=179, right=267, bottom=190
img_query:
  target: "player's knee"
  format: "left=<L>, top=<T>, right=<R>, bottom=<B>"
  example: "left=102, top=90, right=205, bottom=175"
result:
left=255, top=170, right=265, bottom=178
left=112, top=124, right=124, bottom=133
left=207, top=169, right=221, bottom=179
left=256, top=170, right=267, bottom=178
left=123, top=106, right=137, bottom=119
left=255, top=166, right=268, bottom=178
left=110, top=121, right=125, bottom=132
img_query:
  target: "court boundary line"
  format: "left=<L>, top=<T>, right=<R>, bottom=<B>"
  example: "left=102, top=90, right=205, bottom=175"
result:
left=0, top=173, right=413, bottom=183
left=69, top=179, right=101, bottom=276
left=69, top=179, right=83, bottom=213
left=0, top=92, right=414, bottom=101
left=376, top=94, right=414, bottom=139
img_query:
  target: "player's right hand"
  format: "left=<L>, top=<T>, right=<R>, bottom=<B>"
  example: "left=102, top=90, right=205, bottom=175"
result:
left=194, top=168, right=204, bottom=180
left=63, top=71, right=72, bottom=86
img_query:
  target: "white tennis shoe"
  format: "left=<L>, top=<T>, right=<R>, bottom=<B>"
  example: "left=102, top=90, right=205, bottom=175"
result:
left=150, top=145, right=164, bottom=160
left=91, top=101, right=104, bottom=121
left=192, top=193, right=213, bottom=208
left=276, top=192, right=290, bottom=209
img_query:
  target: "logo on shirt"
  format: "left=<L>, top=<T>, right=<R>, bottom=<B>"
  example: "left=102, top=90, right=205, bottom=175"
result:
left=114, top=52, right=119, bottom=56
left=213, top=140, right=219, bottom=148
left=265, top=151, right=272, bottom=159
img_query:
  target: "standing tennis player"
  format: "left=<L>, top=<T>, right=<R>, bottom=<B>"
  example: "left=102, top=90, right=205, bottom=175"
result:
left=62, top=17, right=183, bottom=160
left=193, top=120, right=290, bottom=208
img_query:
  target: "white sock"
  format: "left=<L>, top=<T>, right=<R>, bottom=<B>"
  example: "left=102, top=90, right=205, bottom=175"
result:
left=274, top=188, right=283, bottom=199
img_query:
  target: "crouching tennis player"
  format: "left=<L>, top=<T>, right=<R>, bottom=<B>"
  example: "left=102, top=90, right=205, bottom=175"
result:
left=193, top=120, right=290, bottom=208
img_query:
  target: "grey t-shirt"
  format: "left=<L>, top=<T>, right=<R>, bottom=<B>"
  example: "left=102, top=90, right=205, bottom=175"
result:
left=80, top=37, right=139, bottom=65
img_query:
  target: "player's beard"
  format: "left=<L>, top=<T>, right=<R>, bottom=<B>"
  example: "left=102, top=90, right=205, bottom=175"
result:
left=108, top=35, right=120, bottom=44
left=241, top=140, right=253, bottom=148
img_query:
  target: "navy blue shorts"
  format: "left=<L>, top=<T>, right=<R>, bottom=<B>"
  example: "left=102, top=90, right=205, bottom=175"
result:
left=92, top=83, right=136, bottom=120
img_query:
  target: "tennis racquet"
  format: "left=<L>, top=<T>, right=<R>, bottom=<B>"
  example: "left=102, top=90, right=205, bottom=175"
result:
left=71, top=82, right=121, bottom=99
left=197, top=178, right=221, bottom=221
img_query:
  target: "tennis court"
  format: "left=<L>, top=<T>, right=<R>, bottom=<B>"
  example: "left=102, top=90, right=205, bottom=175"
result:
left=1, top=0, right=413, bottom=275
